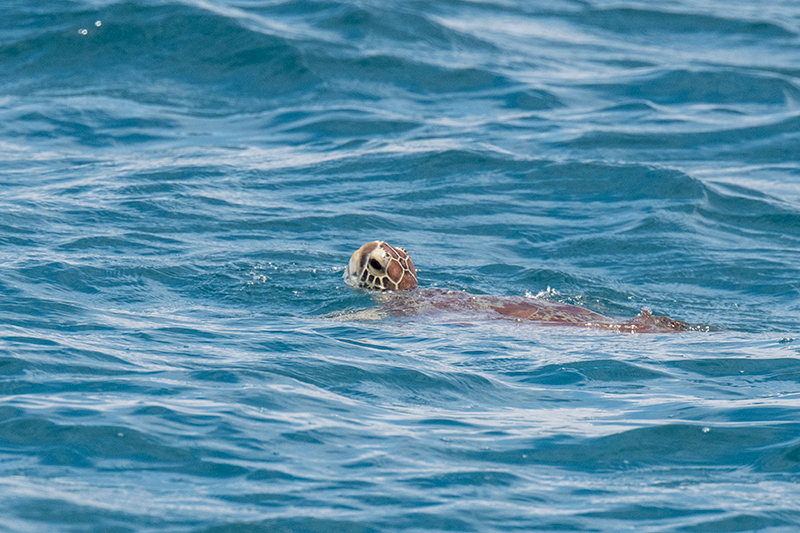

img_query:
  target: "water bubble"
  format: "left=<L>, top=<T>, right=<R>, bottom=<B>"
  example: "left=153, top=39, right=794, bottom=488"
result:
left=702, top=427, right=710, bottom=433
left=95, top=20, right=102, bottom=27
left=79, top=28, right=88, bottom=35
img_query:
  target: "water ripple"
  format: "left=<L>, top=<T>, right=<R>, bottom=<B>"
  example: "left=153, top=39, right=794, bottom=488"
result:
left=2, top=0, right=800, bottom=531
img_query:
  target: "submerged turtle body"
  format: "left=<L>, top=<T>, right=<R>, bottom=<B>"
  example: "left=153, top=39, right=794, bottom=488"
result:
left=344, top=241, right=689, bottom=333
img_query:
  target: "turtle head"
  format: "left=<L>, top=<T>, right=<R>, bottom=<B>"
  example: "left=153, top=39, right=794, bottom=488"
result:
left=344, top=241, right=417, bottom=291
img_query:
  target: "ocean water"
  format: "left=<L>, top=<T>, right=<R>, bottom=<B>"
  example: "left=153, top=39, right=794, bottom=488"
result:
left=1, top=0, right=800, bottom=531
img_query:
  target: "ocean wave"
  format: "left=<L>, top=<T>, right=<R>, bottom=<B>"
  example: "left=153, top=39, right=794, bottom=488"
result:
left=3, top=0, right=800, bottom=530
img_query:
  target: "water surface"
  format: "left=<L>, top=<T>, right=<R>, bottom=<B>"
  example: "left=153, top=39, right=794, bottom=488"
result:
left=1, top=0, right=800, bottom=531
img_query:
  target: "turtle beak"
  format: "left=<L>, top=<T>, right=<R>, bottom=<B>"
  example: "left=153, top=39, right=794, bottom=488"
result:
left=343, top=246, right=366, bottom=288
left=343, top=252, right=357, bottom=287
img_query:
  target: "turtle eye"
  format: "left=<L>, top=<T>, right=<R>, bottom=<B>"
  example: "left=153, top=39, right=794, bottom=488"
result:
left=369, top=258, right=383, bottom=271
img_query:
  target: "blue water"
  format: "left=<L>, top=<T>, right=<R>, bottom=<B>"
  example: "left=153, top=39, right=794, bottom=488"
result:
left=2, top=0, right=800, bottom=531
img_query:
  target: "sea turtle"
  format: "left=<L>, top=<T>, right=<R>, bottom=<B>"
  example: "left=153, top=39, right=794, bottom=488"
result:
left=343, top=241, right=691, bottom=333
